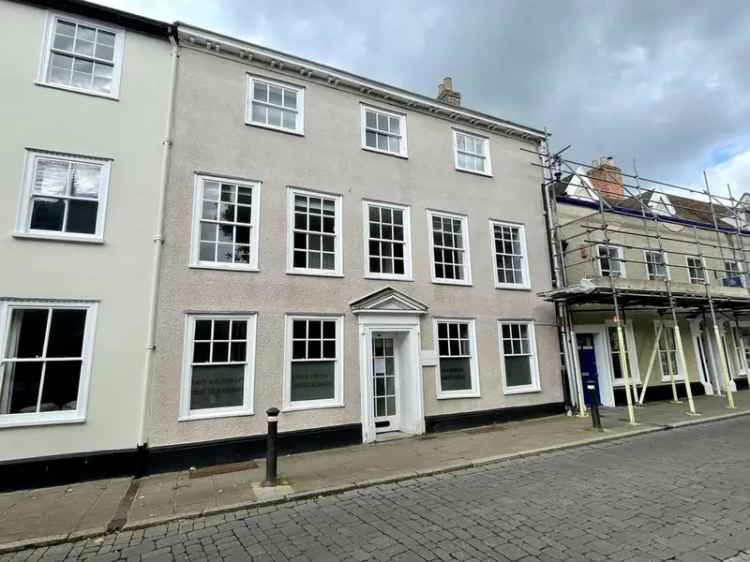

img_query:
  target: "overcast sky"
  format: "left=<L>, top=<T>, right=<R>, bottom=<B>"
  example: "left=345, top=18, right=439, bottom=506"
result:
left=102, top=0, right=750, bottom=196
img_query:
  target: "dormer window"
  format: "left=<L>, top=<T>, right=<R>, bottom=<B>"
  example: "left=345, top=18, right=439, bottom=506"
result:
left=564, top=167, right=600, bottom=202
left=648, top=193, right=675, bottom=217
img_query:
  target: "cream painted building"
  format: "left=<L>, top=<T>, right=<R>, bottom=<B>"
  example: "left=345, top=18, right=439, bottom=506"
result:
left=547, top=158, right=750, bottom=413
left=0, top=0, right=172, bottom=487
left=139, top=24, right=564, bottom=470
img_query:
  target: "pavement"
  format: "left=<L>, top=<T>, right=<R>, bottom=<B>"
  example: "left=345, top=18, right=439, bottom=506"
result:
left=0, top=392, right=748, bottom=555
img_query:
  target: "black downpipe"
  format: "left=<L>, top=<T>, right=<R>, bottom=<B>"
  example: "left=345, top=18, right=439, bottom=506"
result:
left=541, top=181, right=573, bottom=411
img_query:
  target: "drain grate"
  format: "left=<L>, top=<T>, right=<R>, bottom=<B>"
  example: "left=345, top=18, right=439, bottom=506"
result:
left=464, top=424, right=506, bottom=434
left=189, top=460, right=259, bottom=479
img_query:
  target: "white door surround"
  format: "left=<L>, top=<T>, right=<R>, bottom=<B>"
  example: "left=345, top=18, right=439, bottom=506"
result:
left=351, top=287, right=427, bottom=444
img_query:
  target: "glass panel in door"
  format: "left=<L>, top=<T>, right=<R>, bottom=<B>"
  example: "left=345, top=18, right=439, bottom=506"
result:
left=373, top=335, right=399, bottom=432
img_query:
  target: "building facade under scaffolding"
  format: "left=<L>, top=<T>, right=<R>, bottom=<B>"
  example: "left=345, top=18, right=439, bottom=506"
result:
left=543, top=155, right=750, bottom=417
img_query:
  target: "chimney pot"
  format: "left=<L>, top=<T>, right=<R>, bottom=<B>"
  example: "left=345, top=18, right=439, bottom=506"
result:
left=437, top=76, right=461, bottom=107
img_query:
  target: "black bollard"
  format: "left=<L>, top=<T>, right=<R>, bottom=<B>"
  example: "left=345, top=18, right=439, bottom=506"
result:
left=263, top=407, right=280, bottom=486
left=586, top=383, right=603, bottom=432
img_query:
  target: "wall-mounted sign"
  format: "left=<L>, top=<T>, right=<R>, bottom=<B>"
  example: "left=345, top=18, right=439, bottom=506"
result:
left=420, top=350, right=437, bottom=367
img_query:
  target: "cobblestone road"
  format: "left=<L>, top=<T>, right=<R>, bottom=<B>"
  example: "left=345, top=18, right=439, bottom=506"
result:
left=6, top=418, right=750, bottom=562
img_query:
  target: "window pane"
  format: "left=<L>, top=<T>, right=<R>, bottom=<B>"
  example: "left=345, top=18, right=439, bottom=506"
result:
left=190, top=365, right=244, bottom=410
left=252, top=103, right=267, bottom=124
left=283, top=89, right=297, bottom=109
left=72, top=58, right=93, bottom=89
left=95, top=39, right=115, bottom=61
left=290, top=361, right=335, bottom=402
left=66, top=200, right=98, bottom=234
left=282, top=110, right=296, bottom=130
left=439, top=357, right=472, bottom=391
left=2, top=362, right=43, bottom=414
left=39, top=360, right=82, bottom=411
left=506, top=356, right=532, bottom=387
left=30, top=198, right=65, bottom=231
left=389, top=116, right=400, bottom=135
left=230, top=342, right=246, bottom=362
left=217, top=244, right=233, bottom=263
left=75, top=26, right=95, bottom=56
left=71, top=162, right=102, bottom=199
left=34, top=159, right=69, bottom=196
left=377, top=134, right=388, bottom=151
left=53, top=30, right=75, bottom=51
left=49, top=53, right=74, bottom=84
left=8, top=309, right=48, bottom=359
left=47, top=309, right=86, bottom=358
left=365, top=110, right=377, bottom=129
left=199, top=243, right=216, bottom=262
left=366, top=130, right=377, bottom=148
left=231, top=321, right=247, bottom=340
left=269, top=85, right=282, bottom=106
left=253, top=82, right=267, bottom=101
left=268, top=107, right=282, bottom=127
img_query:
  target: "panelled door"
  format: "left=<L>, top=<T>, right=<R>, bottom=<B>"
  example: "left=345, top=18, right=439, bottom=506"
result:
left=576, top=333, right=601, bottom=406
left=372, top=334, right=399, bottom=432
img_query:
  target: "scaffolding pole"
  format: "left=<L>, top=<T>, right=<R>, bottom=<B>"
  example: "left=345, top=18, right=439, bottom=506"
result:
left=703, top=172, right=737, bottom=409
left=534, top=148, right=750, bottom=417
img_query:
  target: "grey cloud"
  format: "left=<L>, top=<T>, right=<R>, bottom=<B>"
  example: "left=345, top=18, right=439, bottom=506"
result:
left=104, top=0, right=750, bottom=189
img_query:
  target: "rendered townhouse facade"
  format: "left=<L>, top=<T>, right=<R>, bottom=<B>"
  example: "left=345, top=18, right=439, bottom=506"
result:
left=0, top=0, right=172, bottom=484
left=547, top=160, right=750, bottom=412
left=140, top=24, right=563, bottom=469
left=0, top=1, right=565, bottom=482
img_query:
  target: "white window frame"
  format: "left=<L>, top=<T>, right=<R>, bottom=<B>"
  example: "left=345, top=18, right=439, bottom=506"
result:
left=362, top=200, right=413, bottom=281
left=489, top=220, right=530, bottom=289
left=654, top=321, right=686, bottom=382
left=360, top=104, right=408, bottom=158
left=38, top=12, right=125, bottom=100
left=596, top=244, right=626, bottom=278
left=427, top=209, right=472, bottom=286
left=286, top=187, right=343, bottom=277
left=433, top=318, right=480, bottom=399
left=644, top=250, right=669, bottom=281
left=686, top=255, right=707, bottom=285
left=189, top=174, right=262, bottom=271
left=452, top=129, right=492, bottom=177
left=179, top=314, right=257, bottom=421
left=245, top=75, right=305, bottom=135
left=15, top=150, right=111, bottom=243
left=498, top=320, right=541, bottom=395
left=282, top=314, right=344, bottom=411
left=0, top=300, right=97, bottom=428
left=722, top=260, right=745, bottom=288
left=604, top=321, right=641, bottom=386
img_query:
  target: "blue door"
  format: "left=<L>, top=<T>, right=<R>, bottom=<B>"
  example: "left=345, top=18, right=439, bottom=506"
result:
left=576, top=334, right=601, bottom=406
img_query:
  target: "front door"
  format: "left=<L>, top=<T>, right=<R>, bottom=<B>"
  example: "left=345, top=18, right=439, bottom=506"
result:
left=576, top=334, right=601, bottom=406
left=372, top=334, right=399, bottom=433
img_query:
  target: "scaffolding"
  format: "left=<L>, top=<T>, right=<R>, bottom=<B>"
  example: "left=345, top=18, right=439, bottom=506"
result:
left=533, top=139, right=750, bottom=423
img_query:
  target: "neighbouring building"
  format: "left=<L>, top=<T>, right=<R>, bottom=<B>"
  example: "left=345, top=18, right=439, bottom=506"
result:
left=0, top=0, right=172, bottom=487
left=545, top=157, right=750, bottom=414
left=139, top=24, right=564, bottom=471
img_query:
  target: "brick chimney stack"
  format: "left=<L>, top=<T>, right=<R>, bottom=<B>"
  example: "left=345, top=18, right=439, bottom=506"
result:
left=588, top=157, right=624, bottom=199
left=437, top=77, right=461, bottom=107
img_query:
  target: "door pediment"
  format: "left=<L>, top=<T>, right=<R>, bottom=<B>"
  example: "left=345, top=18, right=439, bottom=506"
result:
left=350, top=287, right=428, bottom=315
